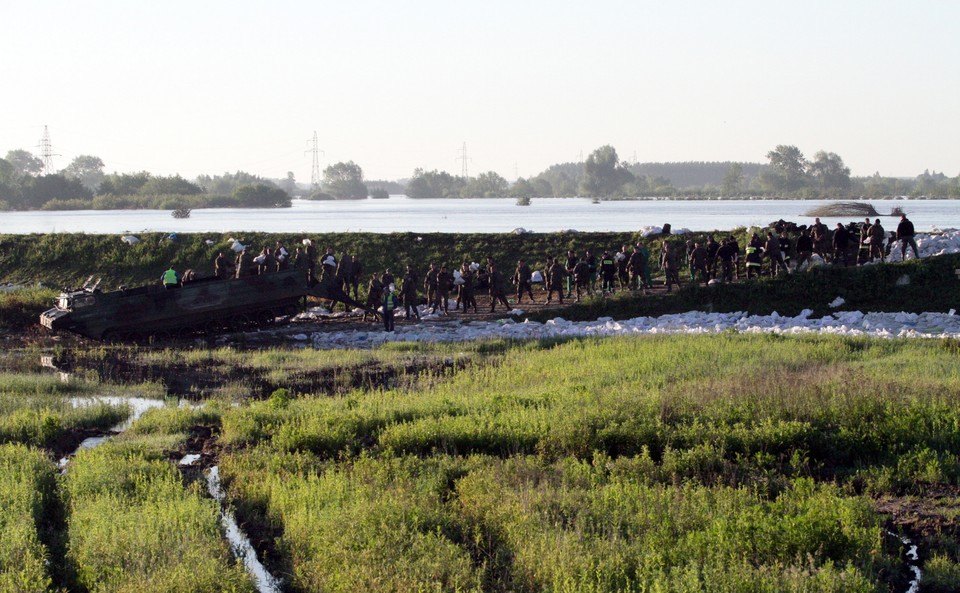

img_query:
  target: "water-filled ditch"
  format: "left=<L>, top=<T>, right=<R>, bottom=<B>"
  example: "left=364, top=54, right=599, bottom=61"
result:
left=58, top=396, right=283, bottom=592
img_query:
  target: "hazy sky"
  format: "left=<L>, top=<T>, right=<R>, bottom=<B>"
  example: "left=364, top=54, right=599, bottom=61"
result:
left=2, top=0, right=958, bottom=183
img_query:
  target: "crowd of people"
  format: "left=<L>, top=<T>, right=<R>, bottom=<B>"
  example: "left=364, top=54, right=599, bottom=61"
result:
left=172, top=214, right=924, bottom=332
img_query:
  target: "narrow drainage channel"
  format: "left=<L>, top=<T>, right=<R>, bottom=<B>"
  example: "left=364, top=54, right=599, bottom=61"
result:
left=887, top=530, right=921, bottom=593
left=57, top=397, right=281, bottom=593
left=205, top=465, right=283, bottom=593
left=58, top=396, right=173, bottom=468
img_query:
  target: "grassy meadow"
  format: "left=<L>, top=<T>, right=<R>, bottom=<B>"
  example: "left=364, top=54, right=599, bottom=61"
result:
left=2, top=333, right=960, bottom=591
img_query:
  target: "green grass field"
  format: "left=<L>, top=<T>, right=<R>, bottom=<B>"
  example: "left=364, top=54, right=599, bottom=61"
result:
left=2, top=333, right=960, bottom=591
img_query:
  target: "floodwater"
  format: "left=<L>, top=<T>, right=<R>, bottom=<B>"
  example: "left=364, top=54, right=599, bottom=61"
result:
left=2, top=197, right=959, bottom=234
left=206, top=466, right=283, bottom=593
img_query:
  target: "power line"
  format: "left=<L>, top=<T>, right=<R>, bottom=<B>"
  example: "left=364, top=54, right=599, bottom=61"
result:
left=305, top=131, right=325, bottom=189
left=37, top=125, right=60, bottom=174
left=456, top=141, right=472, bottom=178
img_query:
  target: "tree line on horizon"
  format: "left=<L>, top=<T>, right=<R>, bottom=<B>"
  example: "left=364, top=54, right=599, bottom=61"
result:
left=1, top=144, right=957, bottom=211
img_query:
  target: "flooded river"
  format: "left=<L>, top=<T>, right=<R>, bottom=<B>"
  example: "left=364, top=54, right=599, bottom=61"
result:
left=2, top=197, right=959, bottom=234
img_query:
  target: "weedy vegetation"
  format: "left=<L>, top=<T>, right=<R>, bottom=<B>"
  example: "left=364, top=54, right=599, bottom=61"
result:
left=1, top=333, right=958, bottom=591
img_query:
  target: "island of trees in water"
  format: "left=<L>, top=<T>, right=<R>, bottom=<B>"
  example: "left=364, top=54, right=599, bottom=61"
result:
left=1, top=143, right=957, bottom=212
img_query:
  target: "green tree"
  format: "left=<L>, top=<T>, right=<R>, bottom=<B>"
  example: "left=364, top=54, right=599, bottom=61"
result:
left=580, top=145, right=635, bottom=197
left=462, top=171, right=508, bottom=198
left=20, top=174, right=91, bottom=209
left=196, top=171, right=276, bottom=196
left=721, top=163, right=744, bottom=196
left=765, top=145, right=807, bottom=192
left=0, top=158, right=20, bottom=208
left=98, top=171, right=152, bottom=195
left=510, top=178, right=535, bottom=198
left=279, top=171, right=297, bottom=195
left=62, top=155, right=106, bottom=192
left=5, top=149, right=43, bottom=177
left=405, top=169, right=465, bottom=199
left=323, top=161, right=367, bottom=200
left=234, top=183, right=291, bottom=207
left=138, top=175, right=203, bottom=196
left=808, top=151, right=850, bottom=193
left=530, top=177, right=553, bottom=197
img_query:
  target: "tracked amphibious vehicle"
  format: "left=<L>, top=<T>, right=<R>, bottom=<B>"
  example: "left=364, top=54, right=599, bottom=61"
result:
left=40, top=268, right=368, bottom=341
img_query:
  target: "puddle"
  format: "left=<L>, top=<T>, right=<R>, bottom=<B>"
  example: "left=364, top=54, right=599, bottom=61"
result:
left=179, top=453, right=202, bottom=466
left=205, top=466, right=282, bottom=593
left=58, top=436, right=110, bottom=469
left=68, top=395, right=190, bottom=431
left=58, top=396, right=194, bottom=468
left=41, top=351, right=459, bottom=399
left=887, top=530, right=921, bottom=593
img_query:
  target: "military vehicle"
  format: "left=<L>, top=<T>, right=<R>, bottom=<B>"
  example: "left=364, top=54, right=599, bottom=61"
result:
left=40, top=268, right=370, bottom=341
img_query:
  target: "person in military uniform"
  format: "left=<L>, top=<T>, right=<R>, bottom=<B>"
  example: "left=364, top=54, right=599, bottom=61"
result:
left=363, top=272, right=383, bottom=322
left=424, top=263, right=440, bottom=312
left=433, top=265, right=452, bottom=314
left=896, top=214, right=919, bottom=260
left=705, top=235, right=720, bottom=280
left=304, top=239, right=318, bottom=282
left=832, top=222, right=851, bottom=266
left=688, top=242, right=709, bottom=285
left=488, top=263, right=512, bottom=312
left=381, top=268, right=395, bottom=290
left=235, top=248, right=254, bottom=278
left=628, top=244, right=646, bottom=292
left=257, top=247, right=275, bottom=275
left=660, top=241, right=681, bottom=291
left=275, top=241, right=289, bottom=271
left=868, top=218, right=886, bottom=262
left=810, top=218, right=830, bottom=262
left=764, top=232, right=786, bottom=276
left=213, top=252, right=230, bottom=280
left=513, top=259, right=535, bottom=304
left=573, top=256, right=592, bottom=302
left=616, top=244, right=631, bottom=291
left=546, top=256, right=565, bottom=303
left=347, top=255, right=363, bottom=299
left=320, top=248, right=337, bottom=281
left=636, top=241, right=653, bottom=290
left=585, top=250, right=598, bottom=293
left=794, top=228, right=813, bottom=271
left=457, top=263, right=478, bottom=313
left=564, top=249, right=577, bottom=298
left=401, top=265, right=420, bottom=320
left=715, top=238, right=738, bottom=282
left=599, top=251, right=616, bottom=293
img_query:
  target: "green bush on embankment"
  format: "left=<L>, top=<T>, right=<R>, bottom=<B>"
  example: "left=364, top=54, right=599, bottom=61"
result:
left=0, top=286, right=57, bottom=330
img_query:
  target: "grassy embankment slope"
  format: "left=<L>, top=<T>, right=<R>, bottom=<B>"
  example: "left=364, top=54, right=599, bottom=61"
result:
left=1, top=232, right=958, bottom=331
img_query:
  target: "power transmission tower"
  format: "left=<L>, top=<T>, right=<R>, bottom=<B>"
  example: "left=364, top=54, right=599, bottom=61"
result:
left=456, top=142, right=471, bottom=179
left=37, top=125, right=60, bottom=175
left=305, top=131, right=325, bottom=189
